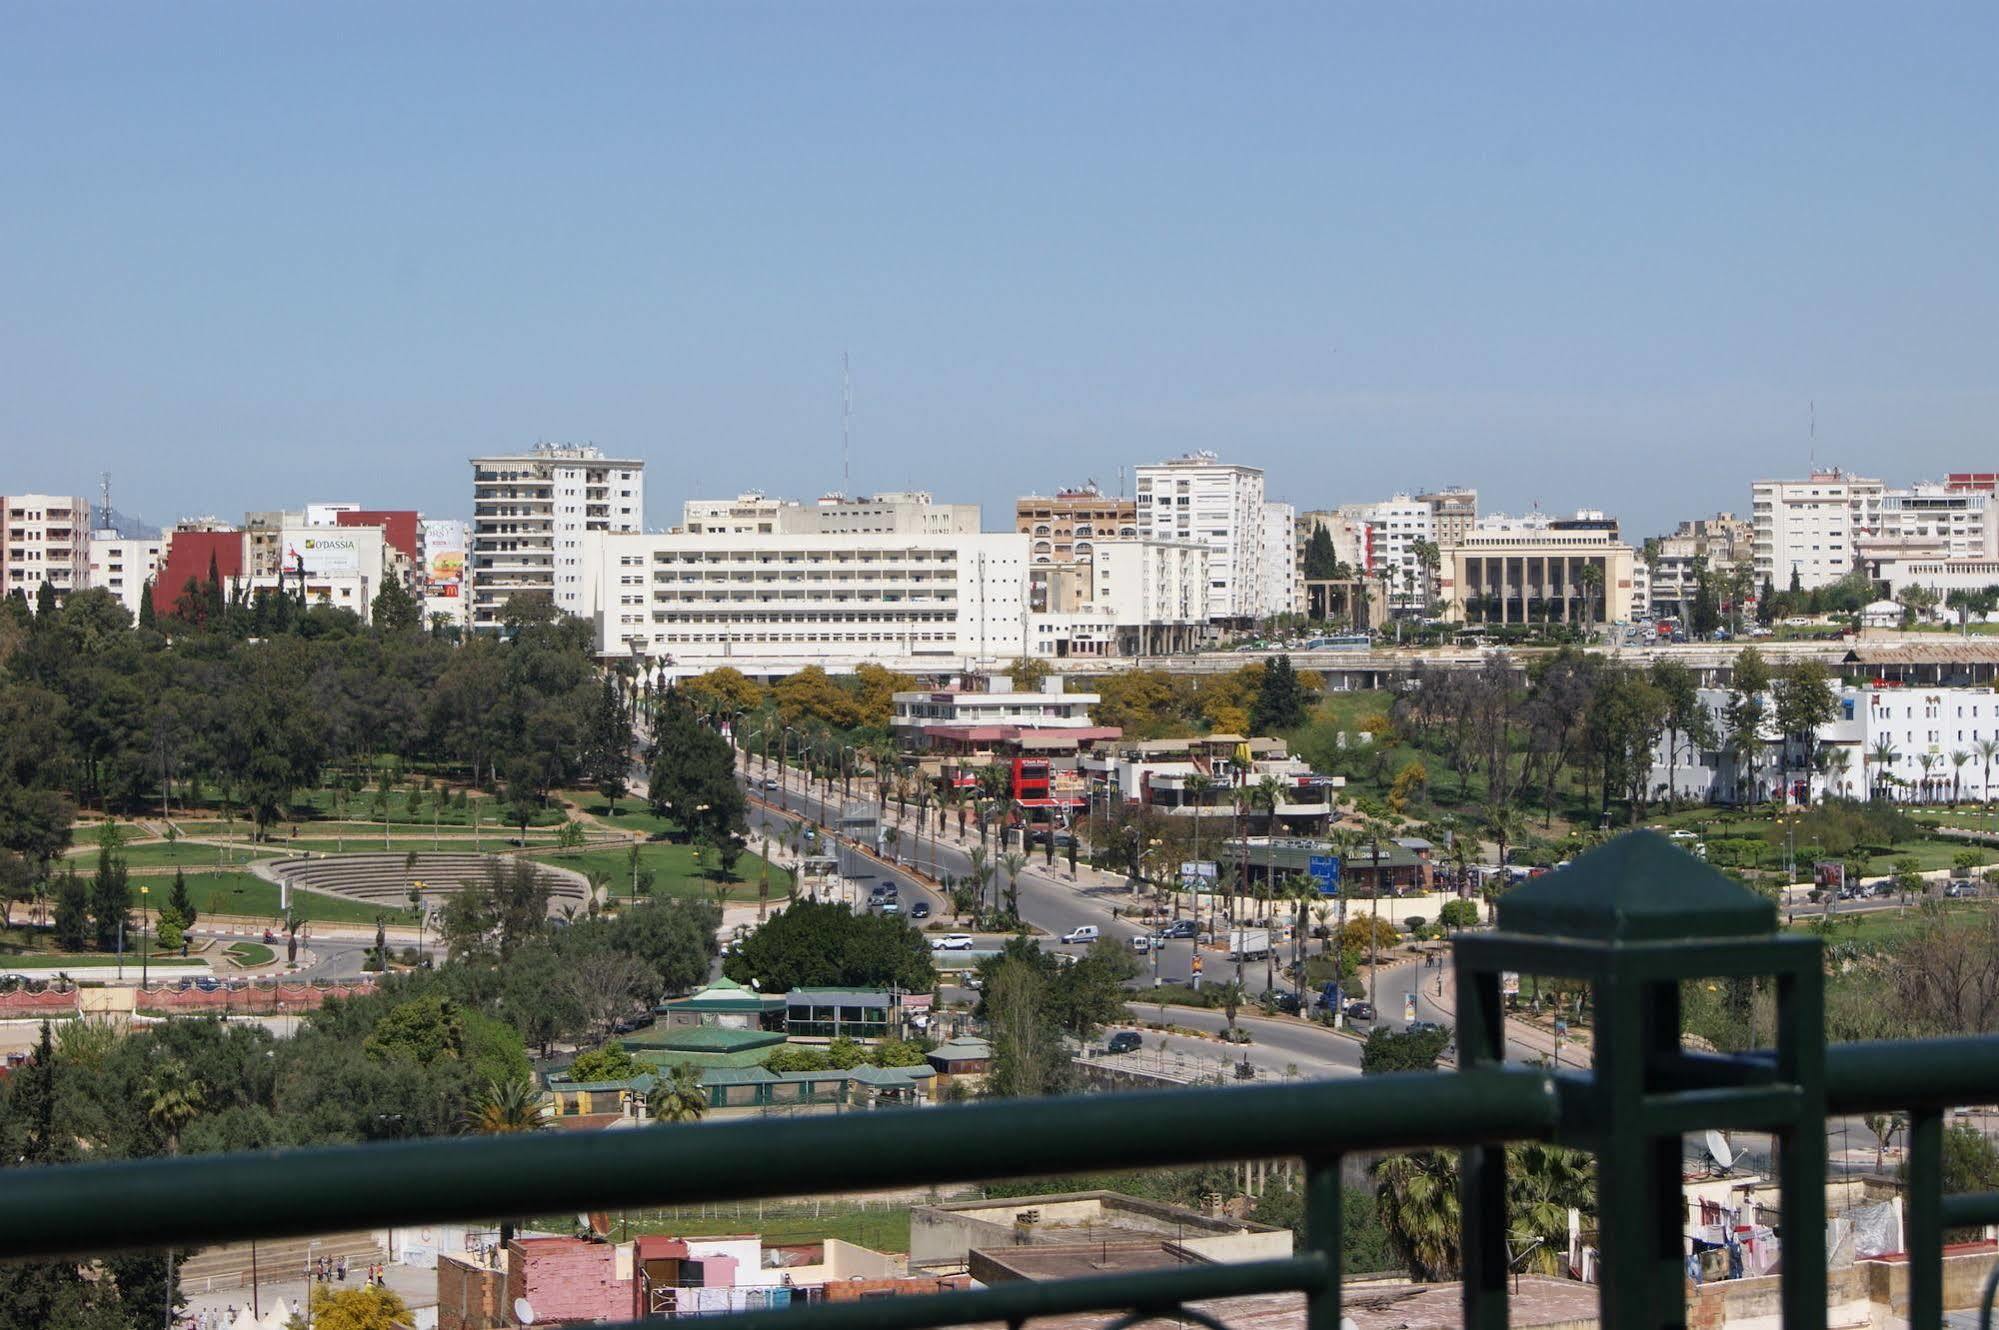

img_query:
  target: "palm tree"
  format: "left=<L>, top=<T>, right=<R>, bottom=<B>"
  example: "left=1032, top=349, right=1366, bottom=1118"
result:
left=1506, top=1143, right=1596, bottom=1275
left=967, top=846, right=991, bottom=918
left=1982, top=738, right=1999, bottom=807
left=466, top=1077, right=545, bottom=1135
left=1183, top=772, right=1216, bottom=922
left=1819, top=747, right=1852, bottom=802
left=1374, top=1151, right=1462, bottom=1281
left=650, top=1062, right=707, bottom=1124
left=1917, top=752, right=1939, bottom=805
left=1577, top=561, right=1604, bottom=630
left=1216, top=980, right=1247, bottom=1044
left=1867, top=738, right=1899, bottom=801
left=144, top=1057, right=205, bottom=1156
left=999, top=852, right=1027, bottom=924
left=1951, top=750, right=1972, bottom=807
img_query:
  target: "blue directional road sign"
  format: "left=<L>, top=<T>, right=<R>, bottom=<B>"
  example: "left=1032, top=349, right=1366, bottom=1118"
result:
left=1308, top=855, right=1341, bottom=894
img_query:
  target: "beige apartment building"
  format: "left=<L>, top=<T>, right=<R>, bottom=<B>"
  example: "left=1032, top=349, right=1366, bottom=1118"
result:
left=1016, top=486, right=1137, bottom=567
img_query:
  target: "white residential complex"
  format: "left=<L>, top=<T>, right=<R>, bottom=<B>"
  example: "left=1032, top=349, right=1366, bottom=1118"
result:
left=2, top=494, right=91, bottom=605
left=1135, top=454, right=1266, bottom=624
left=469, top=444, right=644, bottom=630
left=1652, top=685, right=1999, bottom=805
left=1340, top=495, right=1433, bottom=610
left=589, top=530, right=1029, bottom=676
left=1750, top=470, right=1884, bottom=591
left=87, top=532, right=167, bottom=620
left=1025, top=537, right=1210, bottom=659
left=682, top=492, right=980, bottom=538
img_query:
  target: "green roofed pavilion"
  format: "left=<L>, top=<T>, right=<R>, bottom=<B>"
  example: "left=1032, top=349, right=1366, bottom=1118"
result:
left=1494, top=828, right=1777, bottom=943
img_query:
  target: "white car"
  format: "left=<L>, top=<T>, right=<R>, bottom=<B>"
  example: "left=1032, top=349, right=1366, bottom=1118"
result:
left=1129, top=935, right=1153, bottom=954
left=930, top=934, right=975, bottom=951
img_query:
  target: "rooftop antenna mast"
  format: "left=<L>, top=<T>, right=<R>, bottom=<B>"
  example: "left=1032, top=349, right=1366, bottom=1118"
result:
left=99, top=471, right=112, bottom=532
left=842, top=351, right=852, bottom=495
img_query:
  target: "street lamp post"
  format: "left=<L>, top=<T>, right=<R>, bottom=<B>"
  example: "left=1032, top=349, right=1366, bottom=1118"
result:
left=139, top=885, right=149, bottom=991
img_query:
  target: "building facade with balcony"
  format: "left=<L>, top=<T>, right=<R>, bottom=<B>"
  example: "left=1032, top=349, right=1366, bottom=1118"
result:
left=469, top=444, right=644, bottom=631
left=1016, top=485, right=1138, bottom=568
left=1134, top=453, right=1267, bottom=624
left=1751, top=469, right=1884, bottom=591
left=2, top=493, right=90, bottom=607
left=590, top=530, right=1029, bottom=675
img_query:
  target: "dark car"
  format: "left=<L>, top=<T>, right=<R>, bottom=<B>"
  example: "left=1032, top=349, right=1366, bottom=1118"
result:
left=909, top=901, right=932, bottom=920
left=1105, top=1031, right=1143, bottom=1055
left=1343, top=1001, right=1376, bottom=1022
left=1267, top=991, right=1302, bottom=1015
left=1406, top=1019, right=1443, bottom=1036
left=1159, top=919, right=1197, bottom=939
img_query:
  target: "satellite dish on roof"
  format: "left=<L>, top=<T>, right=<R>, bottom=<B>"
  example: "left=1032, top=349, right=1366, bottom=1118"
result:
left=1704, top=1129, right=1735, bottom=1172
left=515, top=1298, right=537, bottom=1325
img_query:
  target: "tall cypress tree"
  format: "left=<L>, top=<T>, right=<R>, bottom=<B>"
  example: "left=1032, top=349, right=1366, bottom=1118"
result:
left=88, top=834, right=130, bottom=953
left=136, top=578, right=156, bottom=630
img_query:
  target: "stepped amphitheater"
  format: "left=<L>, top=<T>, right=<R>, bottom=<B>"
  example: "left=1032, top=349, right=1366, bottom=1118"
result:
left=259, top=852, right=591, bottom=916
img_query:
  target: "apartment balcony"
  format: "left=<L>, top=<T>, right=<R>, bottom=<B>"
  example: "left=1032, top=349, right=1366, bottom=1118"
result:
left=5, top=833, right=1995, bottom=1330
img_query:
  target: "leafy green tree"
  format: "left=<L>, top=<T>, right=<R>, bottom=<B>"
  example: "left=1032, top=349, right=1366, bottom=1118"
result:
left=983, top=956, right=1070, bottom=1098
left=724, top=898, right=935, bottom=993
left=1302, top=524, right=1344, bottom=582
left=583, top=676, right=632, bottom=806
left=167, top=867, right=194, bottom=929
left=1250, top=655, right=1310, bottom=733
left=87, top=831, right=131, bottom=952
left=370, top=578, right=423, bottom=634
left=567, top=1044, right=640, bottom=1083
left=649, top=699, right=747, bottom=868
left=52, top=867, right=89, bottom=951
left=1437, top=899, right=1479, bottom=930
left=290, top=1283, right=412, bottom=1330
left=1360, top=1026, right=1451, bottom=1075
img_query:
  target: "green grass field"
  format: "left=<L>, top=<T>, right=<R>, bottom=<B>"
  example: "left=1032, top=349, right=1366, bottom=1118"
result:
left=177, top=873, right=416, bottom=924
left=559, top=790, right=682, bottom=838
left=63, top=839, right=274, bottom=869
left=611, top=1205, right=911, bottom=1253
left=1788, top=900, right=1994, bottom=947
left=225, top=942, right=276, bottom=967
left=528, top=842, right=787, bottom=903
left=171, top=786, right=569, bottom=829
left=0, top=952, right=205, bottom=969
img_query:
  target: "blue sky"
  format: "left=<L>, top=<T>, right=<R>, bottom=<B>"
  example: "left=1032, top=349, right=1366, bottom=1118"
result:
left=4, top=4, right=1994, bottom=536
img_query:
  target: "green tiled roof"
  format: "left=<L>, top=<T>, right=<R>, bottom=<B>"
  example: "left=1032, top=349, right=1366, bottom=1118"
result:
left=699, top=1066, right=780, bottom=1087
left=847, top=1064, right=935, bottom=1085
left=786, top=988, right=892, bottom=1003
left=1497, top=830, right=1777, bottom=943
left=625, top=1026, right=786, bottom=1053
left=632, top=1047, right=770, bottom=1071
left=551, top=1074, right=657, bottom=1094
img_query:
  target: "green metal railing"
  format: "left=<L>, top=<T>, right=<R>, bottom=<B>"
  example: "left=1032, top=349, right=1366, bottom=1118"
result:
left=3, top=830, right=1998, bottom=1330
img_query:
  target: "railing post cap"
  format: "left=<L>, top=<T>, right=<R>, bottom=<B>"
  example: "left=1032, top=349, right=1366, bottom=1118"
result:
left=1494, top=829, right=1778, bottom=943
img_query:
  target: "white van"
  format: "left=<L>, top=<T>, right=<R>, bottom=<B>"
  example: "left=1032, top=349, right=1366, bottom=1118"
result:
left=1061, top=925, right=1101, bottom=945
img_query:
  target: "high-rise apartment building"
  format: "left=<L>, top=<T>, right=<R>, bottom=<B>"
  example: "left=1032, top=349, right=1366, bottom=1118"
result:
left=1261, top=502, right=1298, bottom=618
left=1750, top=470, right=1883, bottom=591
left=1134, top=453, right=1266, bottom=624
left=1016, top=486, right=1138, bottom=567
left=1341, top=495, right=1434, bottom=610
left=469, top=444, right=644, bottom=630
left=2, top=494, right=91, bottom=607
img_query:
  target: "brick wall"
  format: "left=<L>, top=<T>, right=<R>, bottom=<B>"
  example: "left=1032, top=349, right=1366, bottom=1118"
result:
left=506, top=1238, right=632, bottom=1323
left=823, top=1275, right=971, bottom=1303
left=435, top=1254, right=504, bottom=1330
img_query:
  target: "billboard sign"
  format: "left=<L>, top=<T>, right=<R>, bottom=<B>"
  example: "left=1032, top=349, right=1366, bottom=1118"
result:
left=422, top=519, right=468, bottom=598
left=1813, top=861, right=1845, bottom=892
left=1180, top=861, right=1217, bottom=892
left=1308, top=855, right=1341, bottom=895
left=287, top=533, right=360, bottom=576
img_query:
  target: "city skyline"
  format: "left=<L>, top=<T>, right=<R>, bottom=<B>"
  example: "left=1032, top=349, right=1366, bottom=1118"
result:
left=7, top=4, right=1997, bottom=537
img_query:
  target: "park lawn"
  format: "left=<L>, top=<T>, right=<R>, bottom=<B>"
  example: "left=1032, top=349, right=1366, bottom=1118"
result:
left=0, top=953, right=205, bottom=969
left=62, top=839, right=275, bottom=869
left=1306, top=688, right=1392, bottom=734
left=614, top=1206, right=911, bottom=1254
left=1910, top=809, right=1999, bottom=833
left=1787, top=901, right=1993, bottom=948
left=1858, top=840, right=1997, bottom=876
left=172, top=787, right=568, bottom=829
left=527, top=843, right=786, bottom=904
left=177, top=873, right=416, bottom=925
left=225, top=942, right=276, bottom=967
left=559, top=791, right=682, bottom=839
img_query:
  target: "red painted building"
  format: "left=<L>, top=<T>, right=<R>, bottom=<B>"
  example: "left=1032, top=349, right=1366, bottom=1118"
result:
left=150, top=530, right=245, bottom=619
left=336, top=508, right=421, bottom=562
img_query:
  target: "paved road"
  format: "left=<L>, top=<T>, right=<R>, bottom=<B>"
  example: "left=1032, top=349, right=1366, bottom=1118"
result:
left=742, top=767, right=1382, bottom=1077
